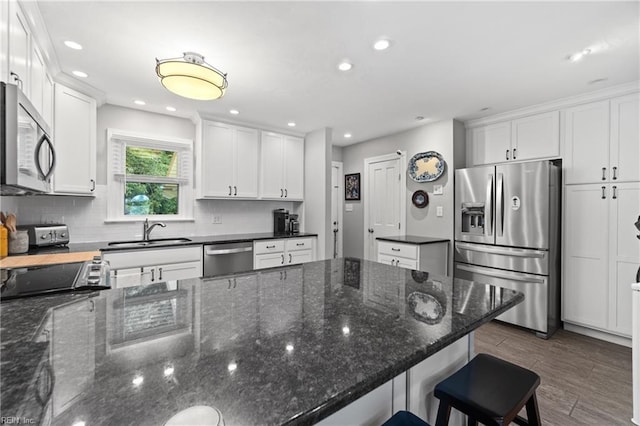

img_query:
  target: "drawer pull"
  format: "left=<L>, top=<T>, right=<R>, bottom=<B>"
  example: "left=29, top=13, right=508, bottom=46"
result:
left=266, top=245, right=276, bottom=249
left=289, top=253, right=292, bottom=263
left=296, top=243, right=304, bottom=246
left=391, top=248, right=400, bottom=252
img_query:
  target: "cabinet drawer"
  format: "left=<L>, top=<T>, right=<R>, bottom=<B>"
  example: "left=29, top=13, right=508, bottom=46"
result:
left=377, top=241, right=417, bottom=260
left=254, top=239, right=284, bottom=254
left=285, top=238, right=313, bottom=252
left=102, top=246, right=202, bottom=269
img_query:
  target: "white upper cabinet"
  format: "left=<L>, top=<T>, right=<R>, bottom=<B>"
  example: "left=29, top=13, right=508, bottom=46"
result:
left=53, top=84, right=97, bottom=195
left=7, top=0, right=30, bottom=95
left=564, top=94, right=640, bottom=184
left=468, top=111, right=559, bottom=166
left=260, top=132, right=304, bottom=200
left=197, top=120, right=259, bottom=199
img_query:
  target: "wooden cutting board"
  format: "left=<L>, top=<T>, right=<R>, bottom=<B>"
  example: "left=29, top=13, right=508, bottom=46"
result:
left=0, top=251, right=100, bottom=268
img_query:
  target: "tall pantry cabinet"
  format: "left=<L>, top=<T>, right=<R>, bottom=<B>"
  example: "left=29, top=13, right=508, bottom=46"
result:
left=563, top=92, right=640, bottom=339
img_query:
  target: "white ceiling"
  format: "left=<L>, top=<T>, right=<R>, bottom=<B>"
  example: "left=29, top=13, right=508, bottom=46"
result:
left=35, top=1, right=639, bottom=146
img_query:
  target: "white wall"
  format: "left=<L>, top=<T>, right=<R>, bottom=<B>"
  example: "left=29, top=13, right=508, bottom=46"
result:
left=304, top=127, right=332, bottom=259
left=0, top=104, right=294, bottom=242
left=341, top=119, right=465, bottom=259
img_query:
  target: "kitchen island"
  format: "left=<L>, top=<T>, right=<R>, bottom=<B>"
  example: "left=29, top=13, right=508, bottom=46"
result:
left=0, top=258, right=522, bottom=425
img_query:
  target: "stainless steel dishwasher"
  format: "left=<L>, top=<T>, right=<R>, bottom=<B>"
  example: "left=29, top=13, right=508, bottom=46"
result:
left=203, top=242, right=254, bottom=277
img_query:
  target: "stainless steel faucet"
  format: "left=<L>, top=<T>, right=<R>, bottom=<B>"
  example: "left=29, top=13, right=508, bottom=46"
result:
left=143, top=218, right=166, bottom=241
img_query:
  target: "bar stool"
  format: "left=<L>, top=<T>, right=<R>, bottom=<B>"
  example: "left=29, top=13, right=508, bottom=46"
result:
left=382, top=410, right=431, bottom=426
left=433, top=353, right=541, bottom=426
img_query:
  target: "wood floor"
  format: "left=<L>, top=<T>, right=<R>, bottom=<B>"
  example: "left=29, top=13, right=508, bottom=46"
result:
left=474, top=321, right=634, bottom=425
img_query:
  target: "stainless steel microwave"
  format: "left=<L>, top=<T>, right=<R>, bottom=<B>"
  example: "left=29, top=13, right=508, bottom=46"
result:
left=1, top=82, right=55, bottom=195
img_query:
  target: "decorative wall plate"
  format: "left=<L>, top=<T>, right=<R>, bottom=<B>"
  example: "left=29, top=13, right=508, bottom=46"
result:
left=408, top=151, right=445, bottom=182
left=411, top=190, right=429, bottom=208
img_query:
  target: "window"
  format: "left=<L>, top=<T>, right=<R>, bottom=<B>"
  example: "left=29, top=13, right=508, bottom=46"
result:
left=107, top=129, right=193, bottom=221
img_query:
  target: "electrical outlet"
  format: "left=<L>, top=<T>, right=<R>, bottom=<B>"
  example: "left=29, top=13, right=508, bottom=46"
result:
left=345, top=204, right=353, bottom=212
left=42, top=214, right=64, bottom=224
left=213, top=215, right=222, bottom=224
left=436, top=206, right=443, bottom=217
left=433, top=185, right=443, bottom=195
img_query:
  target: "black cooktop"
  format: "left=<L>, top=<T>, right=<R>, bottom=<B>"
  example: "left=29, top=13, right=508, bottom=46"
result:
left=1, top=262, right=84, bottom=301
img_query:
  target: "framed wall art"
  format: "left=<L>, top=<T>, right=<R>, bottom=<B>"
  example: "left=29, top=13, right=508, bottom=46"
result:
left=345, top=173, right=361, bottom=201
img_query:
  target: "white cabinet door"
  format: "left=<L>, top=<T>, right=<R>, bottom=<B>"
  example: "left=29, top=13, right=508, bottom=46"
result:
left=610, top=93, right=640, bottom=183
left=53, top=84, right=97, bottom=195
left=563, top=184, right=609, bottom=329
left=564, top=100, right=610, bottom=184
left=288, top=249, right=313, bottom=265
left=377, top=253, right=396, bottom=266
left=469, top=122, right=511, bottom=165
left=202, top=121, right=234, bottom=197
left=511, top=111, right=560, bottom=161
left=254, top=252, right=285, bottom=269
left=260, top=132, right=285, bottom=199
left=283, top=135, right=304, bottom=200
left=157, top=261, right=203, bottom=282
left=42, top=73, right=54, bottom=128
left=234, top=126, right=259, bottom=197
left=8, top=0, right=30, bottom=95
left=608, top=182, right=640, bottom=336
left=30, top=44, right=45, bottom=118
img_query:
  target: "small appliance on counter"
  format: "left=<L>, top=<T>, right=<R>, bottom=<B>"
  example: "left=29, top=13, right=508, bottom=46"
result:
left=18, top=224, right=69, bottom=247
left=289, top=214, right=300, bottom=234
left=273, top=209, right=290, bottom=235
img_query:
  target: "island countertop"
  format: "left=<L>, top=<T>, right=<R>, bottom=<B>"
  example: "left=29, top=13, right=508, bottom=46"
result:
left=0, top=258, right=522, bottom=425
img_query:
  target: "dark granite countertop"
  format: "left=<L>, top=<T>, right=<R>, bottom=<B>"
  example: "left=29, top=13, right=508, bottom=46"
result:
left=0, top=258, right=522, bottom=425
left=376, top=235, right=450, bottom=245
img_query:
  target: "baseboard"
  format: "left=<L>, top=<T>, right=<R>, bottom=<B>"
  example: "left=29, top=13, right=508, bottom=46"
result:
left=563, top=322, right=632, bottom=348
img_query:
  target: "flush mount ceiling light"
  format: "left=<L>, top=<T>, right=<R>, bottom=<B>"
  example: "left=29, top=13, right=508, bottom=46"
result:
left=567, top=48, right=592, bottom=62
left=338, top=61, right=353, bottom=71
left=373, top=39, right=391, bottom=51
left=156, top=52, right=228, bottom=100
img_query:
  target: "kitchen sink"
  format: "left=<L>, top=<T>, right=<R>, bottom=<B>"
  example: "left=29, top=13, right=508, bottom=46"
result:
left=107, top=238, right=192, bottom=248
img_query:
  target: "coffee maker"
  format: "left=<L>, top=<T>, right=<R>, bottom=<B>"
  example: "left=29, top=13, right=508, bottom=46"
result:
left=273, top=209, right=290, bottom=235
left=289, top=214, right=300, bottom=234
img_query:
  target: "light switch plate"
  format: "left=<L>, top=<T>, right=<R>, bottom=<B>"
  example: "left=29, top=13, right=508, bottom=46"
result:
left=345, top=204, right=353, bottom=212
left=433, top=185, right=443, bottom=195
left=436, top=206, right=443, bottom=217
left=213, top=215, right=222, bottom=224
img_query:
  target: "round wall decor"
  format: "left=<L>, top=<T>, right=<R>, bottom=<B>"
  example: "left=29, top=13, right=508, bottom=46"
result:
left=411, top=190, right=429, bottom=208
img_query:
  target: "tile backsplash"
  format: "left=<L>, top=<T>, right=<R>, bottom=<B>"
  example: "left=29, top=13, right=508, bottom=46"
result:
left=0, top=185, right=296, bottom=243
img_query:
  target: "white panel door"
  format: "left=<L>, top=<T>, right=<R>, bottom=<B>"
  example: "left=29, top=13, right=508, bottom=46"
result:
left=564, top=100, right=610, bottom=184
left=610, top=93, right=640, bottom=183
left=511, top=111, right=560, bottom=161
left=233, top=126, right=259, bottom=197
left=202, top=122, right=234, bottom=197
left=563, top=184, right=609, bottom=329
left=283, top=135, right=304, bottom=200
left=260, top=132, right=284, bottom=199
left=366, top=158, right=401, bottom=260
left=608, top=182, right=640, bottom=336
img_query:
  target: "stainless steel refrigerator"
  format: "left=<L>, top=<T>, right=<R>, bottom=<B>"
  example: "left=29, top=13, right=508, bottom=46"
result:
left=454, top=159, right=561, bottom=338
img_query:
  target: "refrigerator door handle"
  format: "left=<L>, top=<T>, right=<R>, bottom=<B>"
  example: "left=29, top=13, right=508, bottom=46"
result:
left=456, top=264, right=546, bottom=284
left=496, top=173, right=504, bottom=237
left=456, top=242, right=546, bottom=258
left=485, top=175, right=494, bottom=236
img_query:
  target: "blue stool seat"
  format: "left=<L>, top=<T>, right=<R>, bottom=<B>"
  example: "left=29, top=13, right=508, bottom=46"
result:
left=382, top=410, right=431, bottom=426
left=434, top=353, right=541, bottom=426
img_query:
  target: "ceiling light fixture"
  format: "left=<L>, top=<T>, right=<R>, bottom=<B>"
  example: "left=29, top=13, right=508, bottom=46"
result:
left=166, top=106, right=177, bottom=112
left=288, top=122, right=296, bottom=127
left=567, top=48, right=592, bottom=62
left=344, top=133, right=352, bottom=138
left=72, top=70, right=88, bottom=78
left=134, top=100, right=146, bottom=105
left=338, top=61, right=353, bottom=71
left=373, top=39, right=390, bottom=51
left=64, top=40, right=82, bottom=50
left=156, top=52, right=228, bottom=100
left=229, top=109, right=239, bottom=115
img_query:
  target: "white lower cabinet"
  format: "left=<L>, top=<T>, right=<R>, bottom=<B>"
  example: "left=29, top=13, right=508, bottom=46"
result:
left=253, top=237, right=315, bottom=270
left=377, top=240, right=449, bottom=276
left=563, top=182, right=640, bottom=337
left=102, top=245, right=203, bottom=288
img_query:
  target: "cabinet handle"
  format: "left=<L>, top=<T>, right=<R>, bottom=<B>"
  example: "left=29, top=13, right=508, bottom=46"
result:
left=266, top=244, right=276, bottom=249
left=158, top=267, right=163, bottom=281
left=612, top=166, right=618, bottom=180
left=512, top=148, right=517, bottom=159
left=284, top=188, right=288, bottom=198
left=281, top=254, right=285, bottom=264
left=296, top=243, right=304, bottom=246
left=234, top=186, right=237, bottom=196
left=90, top=179, right=96, bottom=192
left=612, top=185, right=617, bottom=199
left=89, top=300, right=95, bottom=312
left=505, top=149, right=510, bottom=160
left=10, top=72, right=23, bottom=90
left=228, top=186, right=232, bottom=196
left=601, top=186, right=606, bottom=199
left=289, top=253, right=292, bottom=263
left=391, top=247, right=400, bottom=252
left=602, top=167, right=606, bottom=181
left=280, top=188, right=283, bottom=197
left=151, top=268, right=155, bottom=282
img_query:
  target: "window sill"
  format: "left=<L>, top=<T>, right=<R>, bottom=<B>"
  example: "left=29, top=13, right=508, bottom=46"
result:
left=104, top=217, right=195, bottom=224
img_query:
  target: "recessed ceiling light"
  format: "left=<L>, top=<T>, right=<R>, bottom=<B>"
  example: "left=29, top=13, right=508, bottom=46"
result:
left=338, top=61, right=353, bottom=71
left=415, top=116, right=425, bottom=121
left=567, top=48, right=592, bottom=62
left=229, top=109, right=239, bottom=115
left=480, top=107, right=491, bottom=112
left=344, top=133, right=352, bottom=138
left=64, top=40, right=83, bottom=50
left=287, top=122, right=296, bottom=127
left=588, top=78, right=608, bottom=85
left=72, top=70, right=88, bottom=78
left=373, top=39, right=391, bottom=51
left=134, top=100, right=146, bottom=106
left=166, top=106, right=176, bottom=112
